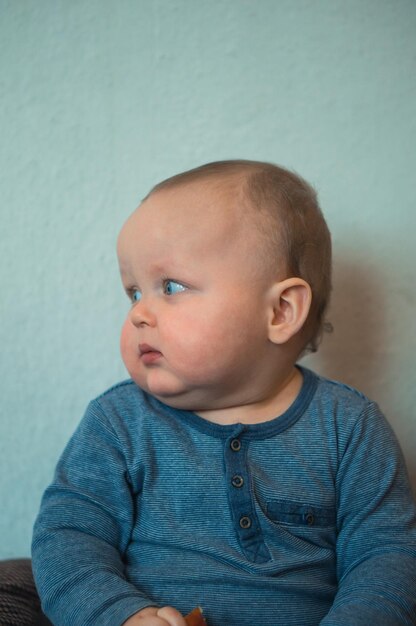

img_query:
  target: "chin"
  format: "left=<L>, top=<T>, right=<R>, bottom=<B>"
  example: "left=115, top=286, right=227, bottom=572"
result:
left=152, top=390, right=194, bottom=409
left=150, top=387, right=208, bottom=412
left=129, top=369, right=211, bottom=411
left=133, top=377, right=190, bottom=406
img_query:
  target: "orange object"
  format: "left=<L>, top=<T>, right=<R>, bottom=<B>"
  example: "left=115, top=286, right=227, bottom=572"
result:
left=185, top=606, right=207, bottom=626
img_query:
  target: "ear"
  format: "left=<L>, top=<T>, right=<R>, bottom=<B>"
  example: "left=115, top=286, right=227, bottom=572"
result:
left=267, top=278, right=312, bottom=345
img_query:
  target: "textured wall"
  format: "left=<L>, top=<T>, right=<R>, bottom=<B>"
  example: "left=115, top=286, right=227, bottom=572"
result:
left=1, top=0, right=415, bottom=558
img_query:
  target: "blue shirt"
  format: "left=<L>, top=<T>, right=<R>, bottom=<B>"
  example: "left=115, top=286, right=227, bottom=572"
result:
left=32, top=367, right=416, bottom=625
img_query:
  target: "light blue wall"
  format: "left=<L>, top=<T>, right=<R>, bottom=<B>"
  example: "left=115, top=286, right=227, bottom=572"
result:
left=1, top=0, right=415, bottom=558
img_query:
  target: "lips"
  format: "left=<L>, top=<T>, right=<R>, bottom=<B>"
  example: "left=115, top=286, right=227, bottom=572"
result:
left=138, top=343, right=162, bottom=364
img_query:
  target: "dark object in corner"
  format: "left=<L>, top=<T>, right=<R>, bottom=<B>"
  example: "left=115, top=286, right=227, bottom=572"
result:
left=0, top=559, right=52, bottom=625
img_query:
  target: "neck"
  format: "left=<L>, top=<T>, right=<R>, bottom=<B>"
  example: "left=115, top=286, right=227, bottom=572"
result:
left=196, top=366, right=303, bottom=426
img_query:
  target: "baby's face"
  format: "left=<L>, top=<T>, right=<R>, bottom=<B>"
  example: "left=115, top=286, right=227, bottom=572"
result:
left=117, top=180, right=277, bottom=413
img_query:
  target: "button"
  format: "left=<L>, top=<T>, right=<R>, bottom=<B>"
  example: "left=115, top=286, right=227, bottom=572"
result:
left=231, top=475, right=244, bottom=488
left=239, top=515, right=252, bottom=529
left=230, top=438, right=241, bottom=451
left=304, top=512, right=315, bottom=526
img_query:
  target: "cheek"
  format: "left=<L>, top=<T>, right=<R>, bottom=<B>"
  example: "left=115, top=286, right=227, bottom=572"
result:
left=165, top=309, right=245, bottom=365
left=120, top=318, right=134, bottom=363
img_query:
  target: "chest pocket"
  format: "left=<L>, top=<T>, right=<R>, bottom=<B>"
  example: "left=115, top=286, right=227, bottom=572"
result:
left=266, top=499, right=336, bottom=528
left=260, top=498, right=337, bottom=571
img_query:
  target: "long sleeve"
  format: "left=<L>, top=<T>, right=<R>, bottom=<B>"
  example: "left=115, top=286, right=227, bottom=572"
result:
left=320, top=402, right=416, bottom=625
left=32, top=373, right=416, bottom=626
left=32, top=398, right=155, bottom=626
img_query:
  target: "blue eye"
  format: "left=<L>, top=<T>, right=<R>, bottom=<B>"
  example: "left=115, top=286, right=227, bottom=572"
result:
left=131, top=289, right=142, bottom=302
left=164, top=280, right=186, bottom=296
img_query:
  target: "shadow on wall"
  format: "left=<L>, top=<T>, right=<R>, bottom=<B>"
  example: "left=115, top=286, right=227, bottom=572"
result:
left=302, top=257, right=415, bottom=483
left=313, top=258, right=386, bottom=399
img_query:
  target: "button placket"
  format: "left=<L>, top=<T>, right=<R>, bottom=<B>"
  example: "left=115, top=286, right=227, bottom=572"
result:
left=224, top=429, right=270, bottom=564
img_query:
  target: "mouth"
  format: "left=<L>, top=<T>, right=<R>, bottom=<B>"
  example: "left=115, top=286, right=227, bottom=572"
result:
left=138, top=343, right=163, bottom=364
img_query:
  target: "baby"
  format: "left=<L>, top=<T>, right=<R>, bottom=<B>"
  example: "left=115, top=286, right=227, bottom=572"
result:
left=32, top=160, right=416, bottom=626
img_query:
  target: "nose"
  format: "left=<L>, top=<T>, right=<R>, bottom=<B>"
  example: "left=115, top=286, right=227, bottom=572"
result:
left=129, top=298, right=156, bottom=327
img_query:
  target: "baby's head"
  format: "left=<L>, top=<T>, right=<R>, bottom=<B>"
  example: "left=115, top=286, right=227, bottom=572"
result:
left=117, top=160, right=331, bottom=413
left=149, top=160, right=332, bottom=352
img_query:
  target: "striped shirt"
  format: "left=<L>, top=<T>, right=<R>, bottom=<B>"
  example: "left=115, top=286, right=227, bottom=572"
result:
left=32, top=367, right=416, bottom=625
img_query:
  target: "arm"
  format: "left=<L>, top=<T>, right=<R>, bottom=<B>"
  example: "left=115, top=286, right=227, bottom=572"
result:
left=320, top=403, right=416, bottom=625
left=32, top=399, right=158, bottom=626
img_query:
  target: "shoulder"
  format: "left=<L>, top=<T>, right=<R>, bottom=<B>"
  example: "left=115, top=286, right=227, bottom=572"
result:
left=85, top=379, right=167, bottom=433
left=76, top=380, right=181, bottom=466
left=318, top=374, right=372, bottom=410
left=297, top=370, right=409, bottom=489
left=302, top=366, right=376, bottom=415
left=94, top=378, right=143, bottom=405
left=301, top=366, right=391, bottom=440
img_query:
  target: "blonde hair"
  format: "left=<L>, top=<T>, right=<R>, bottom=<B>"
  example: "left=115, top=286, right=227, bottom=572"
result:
left=150, top=160, right=332, bottom=353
